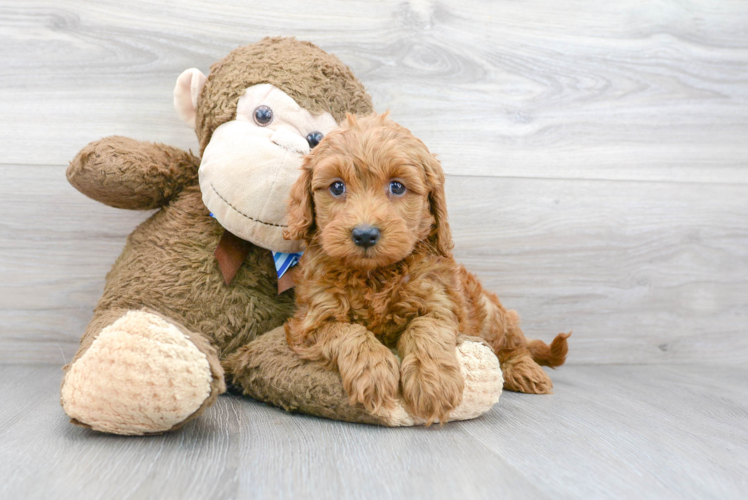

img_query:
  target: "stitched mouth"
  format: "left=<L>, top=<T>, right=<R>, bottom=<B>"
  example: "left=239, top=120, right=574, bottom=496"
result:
left=210, top=183, right=287, bottom=228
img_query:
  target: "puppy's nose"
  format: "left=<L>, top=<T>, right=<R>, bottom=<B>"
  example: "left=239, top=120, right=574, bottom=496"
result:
left=351, top=225, right=380, bottom=248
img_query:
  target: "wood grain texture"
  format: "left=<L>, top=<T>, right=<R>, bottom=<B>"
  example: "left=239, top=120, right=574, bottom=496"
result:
left=1, top=0, right=747, bottom=182
left=1, top=0, right=747, bottom=364
left=0, top=364, right=746, bottom=499
left=1, top=166, right=746, bottom=364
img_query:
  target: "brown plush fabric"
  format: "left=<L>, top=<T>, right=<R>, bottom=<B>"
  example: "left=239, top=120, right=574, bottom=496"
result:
left=195, top=37, right=374, bottom=155
left=67, top=136, right=200, bottom=210
left=224, top=327, right=386, bottom=426
left=61, top=37, right=374, bottom=434
left=91, top=184, right=295, bottom=356
left=61, top=174, right=295, bottom=434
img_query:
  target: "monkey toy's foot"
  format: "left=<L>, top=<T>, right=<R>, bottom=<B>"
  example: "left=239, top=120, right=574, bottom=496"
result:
left=61, top=310, right=224, bottom=435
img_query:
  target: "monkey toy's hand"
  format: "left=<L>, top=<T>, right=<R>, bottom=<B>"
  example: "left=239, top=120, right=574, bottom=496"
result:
left=67, top=136, right=199, bottom=210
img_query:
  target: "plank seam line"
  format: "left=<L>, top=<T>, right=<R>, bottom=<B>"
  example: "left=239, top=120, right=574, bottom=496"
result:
left=3, top=163, right=747, bottom=187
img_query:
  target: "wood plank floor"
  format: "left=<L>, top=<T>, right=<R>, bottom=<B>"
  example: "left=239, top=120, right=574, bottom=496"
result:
left=0, top=364, right=745, bottom=500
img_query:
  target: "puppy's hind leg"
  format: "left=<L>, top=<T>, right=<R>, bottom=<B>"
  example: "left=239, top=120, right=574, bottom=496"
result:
left=501, top=353, right=553, bottom=394
left=459, top=266, right=568, bottom=394
left=489, top=309, right=554, bottom=394
left=489, top=309, right=572, bottom=394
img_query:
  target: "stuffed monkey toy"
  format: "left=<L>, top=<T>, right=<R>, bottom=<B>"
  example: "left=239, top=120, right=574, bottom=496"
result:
left=60, top=37, right=503, bottom=435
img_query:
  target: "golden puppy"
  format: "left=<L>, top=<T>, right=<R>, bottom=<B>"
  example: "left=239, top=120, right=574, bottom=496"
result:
left=284, top=113, right=569, bottom=424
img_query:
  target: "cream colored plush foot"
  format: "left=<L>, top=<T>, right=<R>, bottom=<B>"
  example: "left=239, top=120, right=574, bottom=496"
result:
left=61, top=310, right=214, bottom=435
left=374, top=338, right=503, bottom=426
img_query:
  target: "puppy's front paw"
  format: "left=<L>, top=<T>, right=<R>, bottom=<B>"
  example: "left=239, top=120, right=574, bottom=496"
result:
left=502, top=355, right=553, bottom=394
left=400, top=353, right=464, bottom=425
left=338, top=344, right=400, bottom=413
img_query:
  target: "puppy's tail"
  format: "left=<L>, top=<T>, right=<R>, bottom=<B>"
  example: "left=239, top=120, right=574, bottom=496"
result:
left=527, top=332, right=571, bottom=368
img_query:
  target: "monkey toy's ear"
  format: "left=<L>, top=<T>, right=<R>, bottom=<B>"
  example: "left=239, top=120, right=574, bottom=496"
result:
left=283, top=163, right=316, bottom=244
left=173, top=68, right=208, bottom=128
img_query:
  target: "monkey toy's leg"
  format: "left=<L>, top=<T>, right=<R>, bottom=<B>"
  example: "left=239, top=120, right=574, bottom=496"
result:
left=60, top=308, right=225, bottom=435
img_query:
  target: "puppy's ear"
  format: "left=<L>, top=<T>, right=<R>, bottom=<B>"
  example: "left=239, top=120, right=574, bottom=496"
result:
left=284, top=163, right=315, bottom=243
left=423, top=154, right=454, bottom=258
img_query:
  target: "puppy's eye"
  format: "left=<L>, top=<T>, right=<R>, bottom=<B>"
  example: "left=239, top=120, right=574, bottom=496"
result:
left=389, top=181, right=406, bottom=196
left=329, top=181, right=346, bottom=197
left=253, top=105, right=273, bottom=126
left=306, top=131, right=324, bottom=149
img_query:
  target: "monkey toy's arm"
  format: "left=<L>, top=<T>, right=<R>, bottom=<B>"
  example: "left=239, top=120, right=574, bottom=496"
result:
left=67, top=135, right=200, bottom=210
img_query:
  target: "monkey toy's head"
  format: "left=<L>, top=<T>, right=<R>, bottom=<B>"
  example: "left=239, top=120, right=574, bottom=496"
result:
left=173, top=37, right=374, bottom=253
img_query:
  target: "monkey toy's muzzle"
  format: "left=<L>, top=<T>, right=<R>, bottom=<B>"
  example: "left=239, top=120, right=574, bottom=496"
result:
left=199, top=120, right=310, bottom=253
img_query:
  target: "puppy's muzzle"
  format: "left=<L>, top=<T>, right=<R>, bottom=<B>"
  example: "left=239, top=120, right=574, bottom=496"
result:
left=351, top=225, right=380, bottom=248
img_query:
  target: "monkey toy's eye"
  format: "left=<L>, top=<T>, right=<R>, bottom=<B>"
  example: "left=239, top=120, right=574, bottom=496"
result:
left=389, top=180, right=406, bottom=196
left=329, top=181, right=346, bottom=197
left=306, top=131, right=324, bottom=149
left=253, top=105, right=273, bottom=126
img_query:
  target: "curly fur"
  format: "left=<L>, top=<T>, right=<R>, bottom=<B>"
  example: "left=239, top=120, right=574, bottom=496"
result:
left=284, top=114, right=570, bottom=424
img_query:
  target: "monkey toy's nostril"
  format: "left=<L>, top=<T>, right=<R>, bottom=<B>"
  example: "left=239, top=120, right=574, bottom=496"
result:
left=351, top=225, right=380, bottom=248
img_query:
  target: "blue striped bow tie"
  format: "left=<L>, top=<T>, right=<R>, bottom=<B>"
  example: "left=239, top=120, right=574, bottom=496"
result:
left=272, top=251, right=303, bottom=279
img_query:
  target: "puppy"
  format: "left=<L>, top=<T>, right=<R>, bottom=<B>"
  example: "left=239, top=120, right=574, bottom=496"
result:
left=284, top=113, right=569, bottom=424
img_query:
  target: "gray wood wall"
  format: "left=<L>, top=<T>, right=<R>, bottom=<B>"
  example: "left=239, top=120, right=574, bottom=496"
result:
left=1, top=0, right=746, bottom=364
